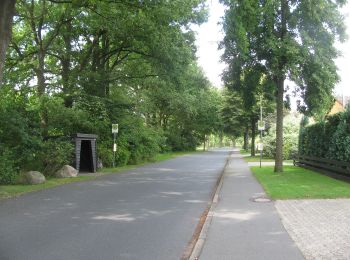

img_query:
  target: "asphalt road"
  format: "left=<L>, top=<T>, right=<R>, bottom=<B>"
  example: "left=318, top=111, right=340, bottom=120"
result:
left=0, top=149, right=229, bottom=260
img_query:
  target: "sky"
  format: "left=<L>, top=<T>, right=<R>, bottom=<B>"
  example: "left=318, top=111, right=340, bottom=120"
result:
left=194, top=0, right=350, bottom=97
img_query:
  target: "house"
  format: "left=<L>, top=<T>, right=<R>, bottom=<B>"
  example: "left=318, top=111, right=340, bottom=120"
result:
left=328, top=96, right=350, bottom=116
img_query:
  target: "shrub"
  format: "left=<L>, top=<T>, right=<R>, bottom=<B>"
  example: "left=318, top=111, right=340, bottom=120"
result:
left=263, top=113, right=300, bottom=160
left=39, top=140, right=75, bottom=176
left=0, top=150, right=18, bottom=185
left=299, top=107, right=350, bottom=162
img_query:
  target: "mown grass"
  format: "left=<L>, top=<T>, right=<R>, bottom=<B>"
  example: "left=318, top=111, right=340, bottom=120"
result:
left=153, top=151, right=200, bottom=161
left=243, top=155, right=275, bottom=162
left=251, top=166, right=350, bottom=199
left=243, top=155, right=293, bottom=164
left=240, top=149, right=250, bottom=155
left=0, top=150, right=199, bottom=200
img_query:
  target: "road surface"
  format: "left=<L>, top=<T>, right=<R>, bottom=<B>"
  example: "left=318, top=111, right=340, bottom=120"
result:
left=0, top=149, right=229, bottom=260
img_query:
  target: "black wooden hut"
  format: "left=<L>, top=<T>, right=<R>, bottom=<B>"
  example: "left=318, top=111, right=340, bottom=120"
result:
left=74, top=133, right=98, bottom=173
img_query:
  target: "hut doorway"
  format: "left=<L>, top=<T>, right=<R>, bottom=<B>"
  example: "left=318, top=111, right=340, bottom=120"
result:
left=74, top=134, right=98, bottom=173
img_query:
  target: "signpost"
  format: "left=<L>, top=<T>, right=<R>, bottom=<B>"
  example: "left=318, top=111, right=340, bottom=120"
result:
left=112, top=124, right=118, bottom=168
left=258, top=96, right=264, bottom=168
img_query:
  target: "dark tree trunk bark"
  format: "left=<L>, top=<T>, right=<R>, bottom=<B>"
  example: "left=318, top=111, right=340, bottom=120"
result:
left=36, top=49, right=48, bottom=139
left=274, top=76, right=284, bottom=172
left=219, top=130, right=223, bottom=147
left=243, top=126, right=249, bottom=150
left=274, top=0, right=288, bottom=173
left=0, top=0, right=16, bottom=85
left=62, top=15, right=73, bottom=107
left=203, top=135, right=206, bottom=151
left=101, top=32, right=110, bottom=97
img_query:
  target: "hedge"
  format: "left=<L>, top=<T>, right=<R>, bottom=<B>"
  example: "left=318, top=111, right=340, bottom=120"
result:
left=299, top=107, right=350, bottom=162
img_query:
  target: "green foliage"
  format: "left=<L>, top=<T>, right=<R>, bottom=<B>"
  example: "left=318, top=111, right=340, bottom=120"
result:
left=221, top=0, right=346, bottom=171
left=299, top=108, right=350, bottom=162
left=39, top=140, right=75, bottom=176
left=0, top=150, right=18, bottom=185
left=263, top=113, right=300, bottom=160
left=0, top=0, right=222, bottom=183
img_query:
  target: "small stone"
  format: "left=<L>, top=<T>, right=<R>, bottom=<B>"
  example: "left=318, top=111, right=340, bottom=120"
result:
left=24, top=171, right=46, bottom=185
left=55, top=165, right=78, bottom=178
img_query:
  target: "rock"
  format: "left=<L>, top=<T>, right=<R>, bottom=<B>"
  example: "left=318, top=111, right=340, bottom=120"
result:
left=55, top=165, right=78, bottom=178
left=24, top=171, right=46, bottom=185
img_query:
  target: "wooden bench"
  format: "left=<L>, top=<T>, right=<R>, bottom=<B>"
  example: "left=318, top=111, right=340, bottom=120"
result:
left=294, top=155, right=350, bottom=177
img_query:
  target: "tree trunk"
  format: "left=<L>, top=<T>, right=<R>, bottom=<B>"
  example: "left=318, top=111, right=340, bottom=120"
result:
left=274, top=77, right=284, bottom=172
left=101, top=32, right=110, bottom=97
left=61, top=13, right=73, bottom=107
left=0, top=0, right=16, bottom=85
left=251, top=117, right=256, bottom=156
left=219, top=130, right=223, bottom=147
left=203, top=134, right=206, bottom=151
left=274, top=0, right=288, bottom=173
left=243, top=126, right=249, bottom=150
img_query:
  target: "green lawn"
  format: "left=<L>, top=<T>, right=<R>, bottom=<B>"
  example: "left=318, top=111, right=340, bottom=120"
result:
left=251, top=166, right=350, bottom=199
left=0, top=150, right=198, bottom=200
left=240, top=149, right=250, bottom=155
left=0, top=176, right=95, bottom=200
left=153, top=151, right=200, bottom=161
left=243, top=155, right=275, bottom=162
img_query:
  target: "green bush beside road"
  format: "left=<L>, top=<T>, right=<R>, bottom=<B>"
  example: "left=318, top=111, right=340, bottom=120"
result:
left=299, top=107, right=350, bottom=162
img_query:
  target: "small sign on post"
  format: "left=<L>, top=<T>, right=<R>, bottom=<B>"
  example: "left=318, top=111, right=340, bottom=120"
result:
left=258, top=120, right=265, bottom=131
left=112, top=124, right=119, bottom=168
left=112, top=124, right=119, bottom=134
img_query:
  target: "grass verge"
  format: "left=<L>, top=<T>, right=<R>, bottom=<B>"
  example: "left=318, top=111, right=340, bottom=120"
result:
left=243, top=155, right=293, bottom=163
left=0, top=176, right=95, bottom=200
left=251, top=165, right=350, bottom=199
left=243, top=155, right=275, bottom=162
left=240, top=149, right=250, bottom=155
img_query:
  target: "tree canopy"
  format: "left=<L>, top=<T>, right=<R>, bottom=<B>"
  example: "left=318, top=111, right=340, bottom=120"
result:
left=0, top=0, right=226, bottom=184
left=220, top=0, right=347, bottom=172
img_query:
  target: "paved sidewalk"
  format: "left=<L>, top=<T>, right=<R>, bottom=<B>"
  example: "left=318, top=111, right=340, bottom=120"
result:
left=276, top=199, right=350, bottom=260
left=196, top=150, right=304, bottom=260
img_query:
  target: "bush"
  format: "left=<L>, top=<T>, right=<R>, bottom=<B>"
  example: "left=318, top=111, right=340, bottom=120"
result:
left=127, top=126, right=164, bottom=164
left=263, top=113, right=300, bottom=160
left=165, top=128, right=198, bottom=151
left=299, top=107, right=350, bottom=162
left=0, top=150, right=18, bottom=185
left=39, top=140, right=75, bottom=176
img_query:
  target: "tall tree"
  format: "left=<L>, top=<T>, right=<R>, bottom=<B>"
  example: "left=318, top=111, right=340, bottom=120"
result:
left=220, top=0, right=347, bottom=172
left=0, top=0, right=16, bottom=84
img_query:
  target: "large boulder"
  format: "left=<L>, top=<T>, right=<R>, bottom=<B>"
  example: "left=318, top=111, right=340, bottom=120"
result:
left=24, top=171, right=46, bottom=185
left=55, top=165, right=78, bottom=178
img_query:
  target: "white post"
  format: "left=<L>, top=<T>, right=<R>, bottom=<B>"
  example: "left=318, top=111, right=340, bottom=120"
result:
left=112, top=124, right=118, bottom=168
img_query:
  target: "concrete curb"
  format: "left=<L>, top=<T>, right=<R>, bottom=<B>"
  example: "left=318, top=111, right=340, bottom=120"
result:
left=186, top=154, right=231, bottom=260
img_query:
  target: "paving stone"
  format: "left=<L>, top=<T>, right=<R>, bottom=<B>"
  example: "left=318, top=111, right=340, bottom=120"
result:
left=275, top=199, right=350, bottom=260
